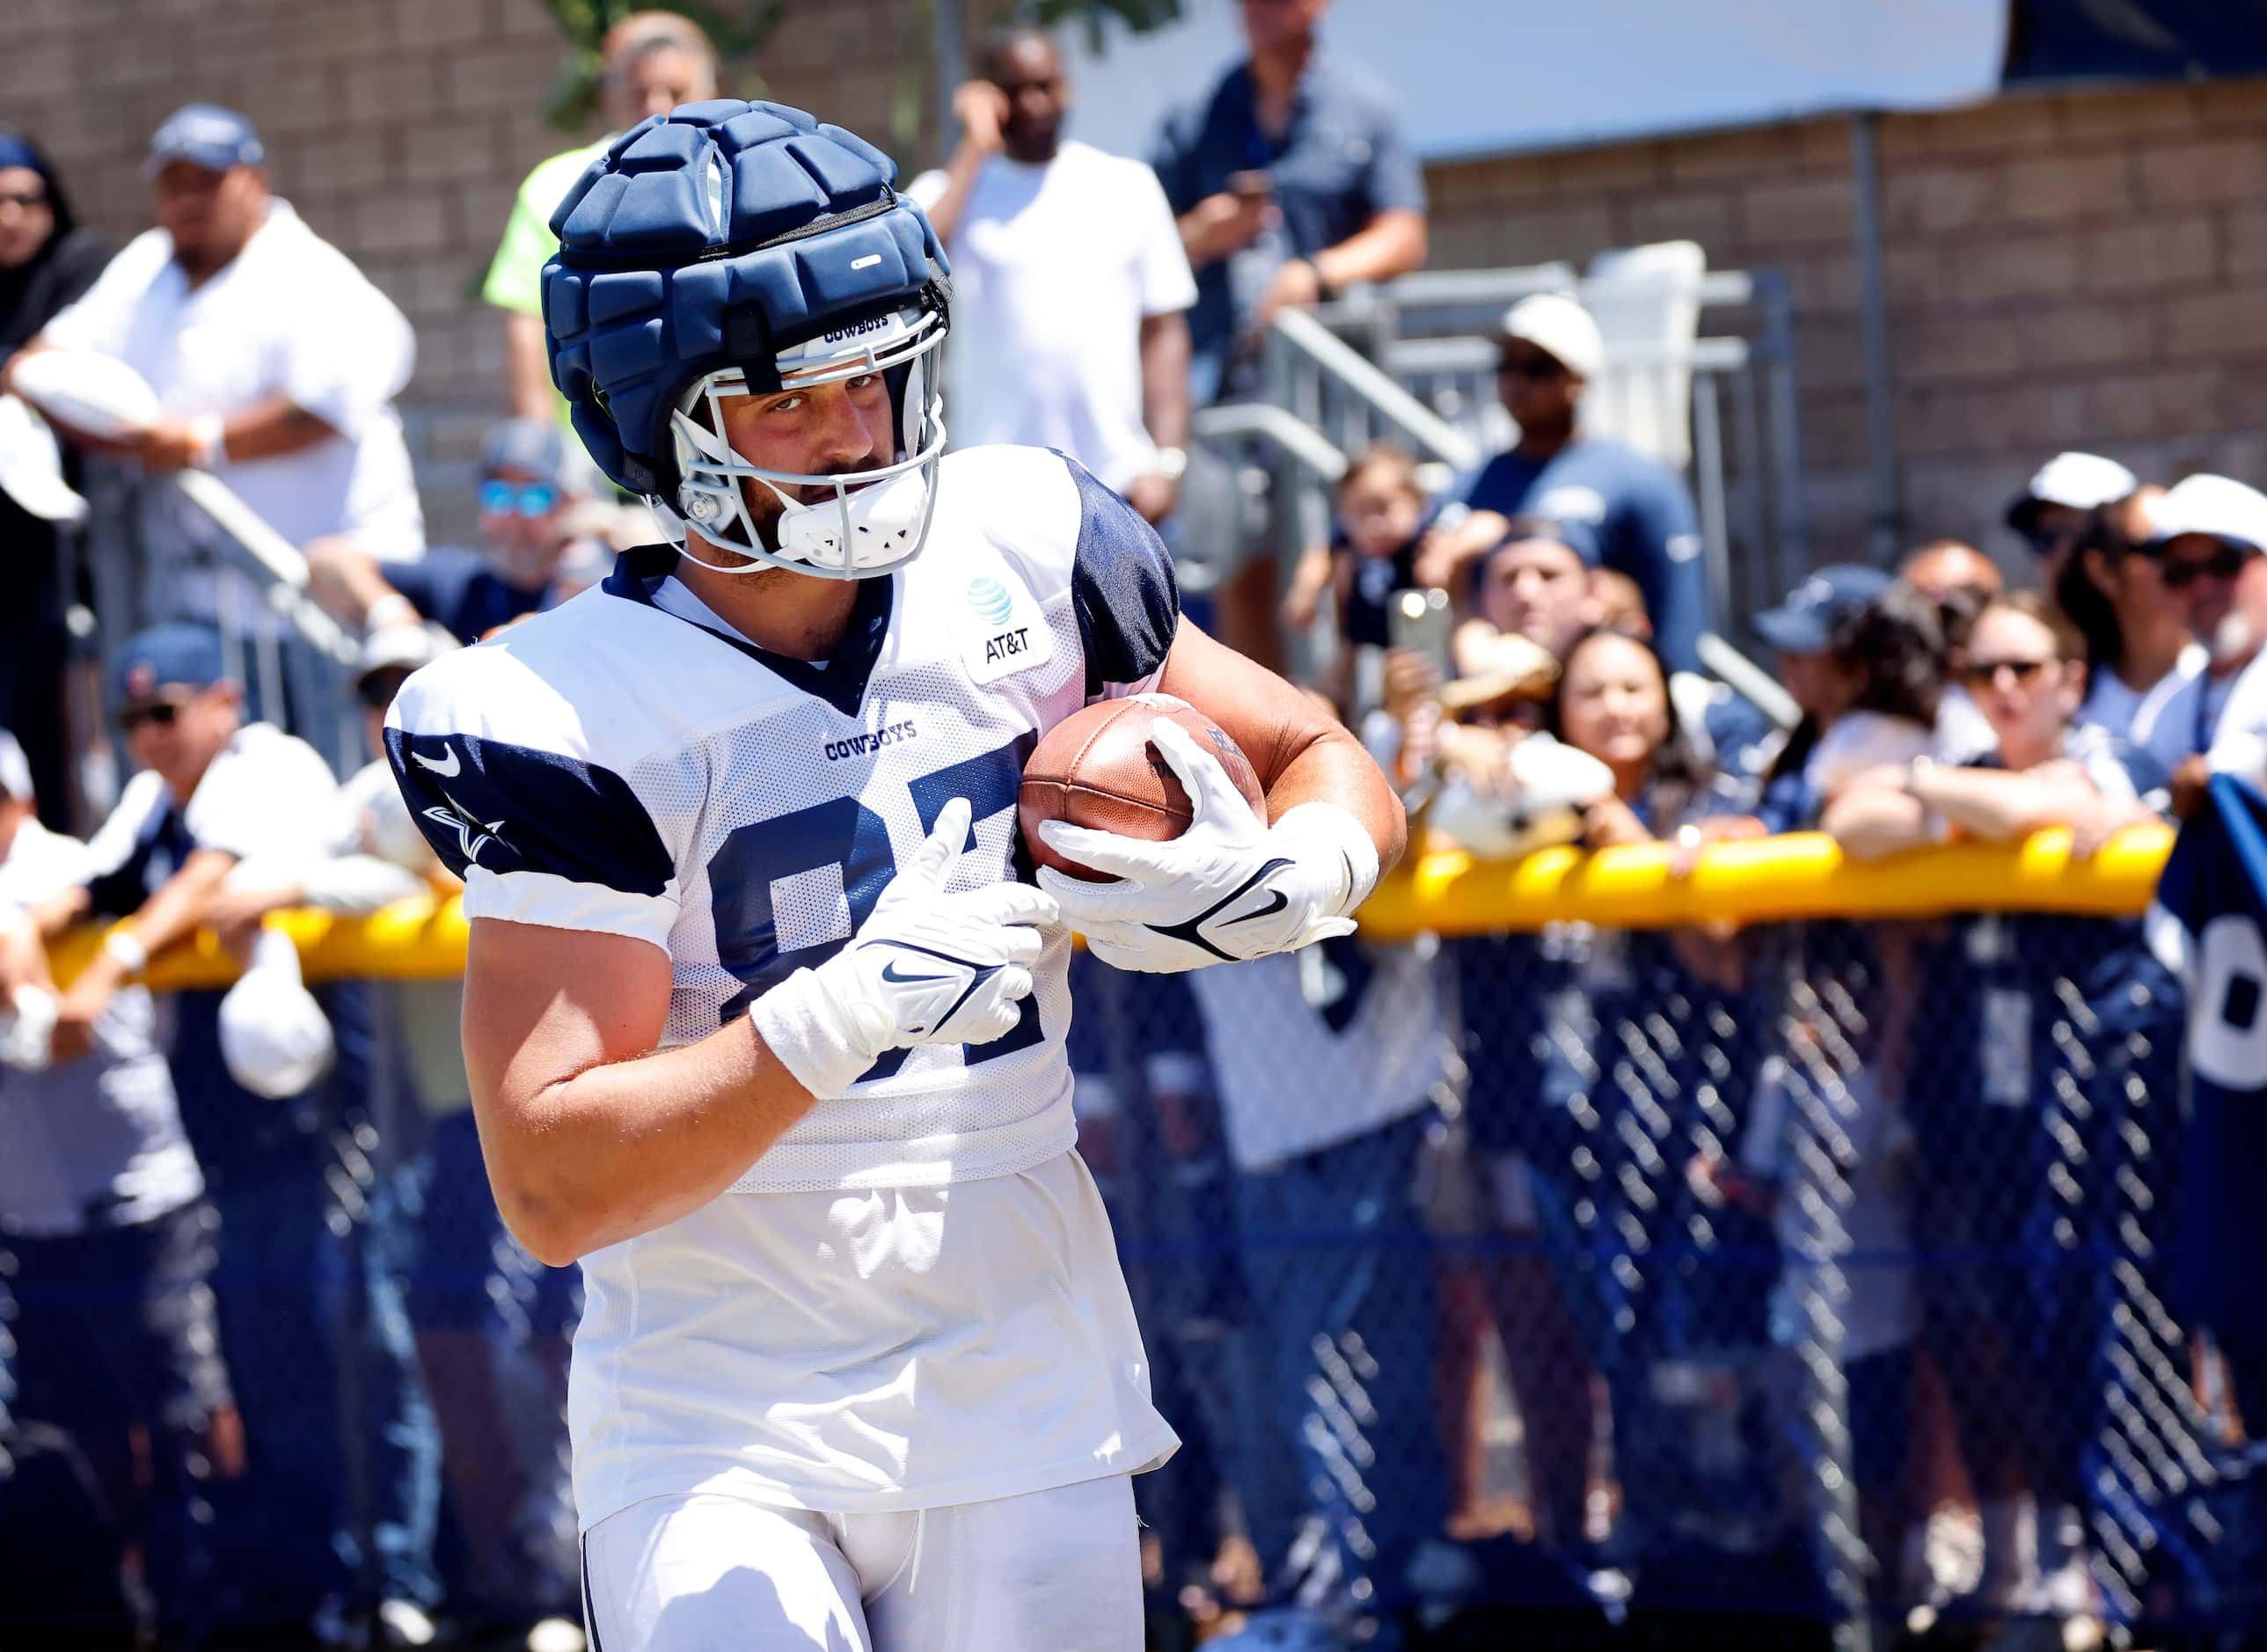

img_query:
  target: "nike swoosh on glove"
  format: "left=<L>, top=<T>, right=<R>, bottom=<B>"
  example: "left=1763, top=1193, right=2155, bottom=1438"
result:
left=753, top=797, right=1059, bottom=1099
left=1036, top=719, right=1380, bottom=974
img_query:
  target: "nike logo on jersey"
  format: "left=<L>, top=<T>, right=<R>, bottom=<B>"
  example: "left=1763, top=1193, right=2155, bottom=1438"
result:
left=413, top=746, right=462, bottom=778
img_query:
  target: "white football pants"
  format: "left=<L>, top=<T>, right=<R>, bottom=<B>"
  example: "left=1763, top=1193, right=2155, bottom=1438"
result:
left=579, top=1474, right=1142, bottom=1651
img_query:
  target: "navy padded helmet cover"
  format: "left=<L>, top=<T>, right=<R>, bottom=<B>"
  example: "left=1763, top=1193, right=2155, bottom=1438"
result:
left=539, top=100, right=948, bottom=496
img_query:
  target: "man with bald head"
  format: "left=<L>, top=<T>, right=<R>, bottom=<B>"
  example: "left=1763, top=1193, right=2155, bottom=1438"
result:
left=909, top=30, right=1196, bottom=526
left=484, top=11, right=720, bottom=420
left=1900, top=538, right=2003, bottom=606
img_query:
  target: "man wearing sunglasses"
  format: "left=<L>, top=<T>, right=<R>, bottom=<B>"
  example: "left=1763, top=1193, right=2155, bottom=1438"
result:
left=1415, top=292, right=1710, bottom=676
left=26, top=622, right=446, bottom=1635
left=310, top=417, right=594, bottom=647
left=2123, top=475, right=2267, bottom=811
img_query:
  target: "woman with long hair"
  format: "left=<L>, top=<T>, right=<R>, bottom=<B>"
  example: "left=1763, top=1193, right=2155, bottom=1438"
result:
left=1452, top=627, right=1776, bottom=1575
left=1826, top=591, right=2178, bottom=1619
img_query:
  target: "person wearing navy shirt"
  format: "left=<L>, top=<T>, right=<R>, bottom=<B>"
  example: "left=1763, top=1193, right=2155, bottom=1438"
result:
left=1416, top=292, right=1711, bottom=675
left=1149, top=0, right=1428, bottom=406
left=308, top=417, right=590, bottom=647
left=1150, top=0, right=1428, bottom=662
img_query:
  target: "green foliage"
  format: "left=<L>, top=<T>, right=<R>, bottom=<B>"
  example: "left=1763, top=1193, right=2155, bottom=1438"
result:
left=530, top=0, right=785, bottom=131
left=1029, top=0, right=1182, bottom=49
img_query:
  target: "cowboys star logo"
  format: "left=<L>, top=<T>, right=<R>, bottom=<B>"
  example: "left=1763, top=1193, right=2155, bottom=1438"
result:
left=422, top=791, right=510, bottom=866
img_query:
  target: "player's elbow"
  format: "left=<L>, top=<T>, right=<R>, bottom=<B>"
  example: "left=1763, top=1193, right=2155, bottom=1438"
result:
left=482, top=1129, right=608, bottom=1267
left=490, top=1173, right=589, bottom=1268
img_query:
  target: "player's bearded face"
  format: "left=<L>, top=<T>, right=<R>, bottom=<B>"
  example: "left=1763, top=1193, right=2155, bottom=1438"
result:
left=712, top=373, right=898, bottom=552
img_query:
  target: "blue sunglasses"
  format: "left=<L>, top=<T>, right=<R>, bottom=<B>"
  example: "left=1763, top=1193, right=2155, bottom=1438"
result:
left=479, top=479, right=558, bottom=518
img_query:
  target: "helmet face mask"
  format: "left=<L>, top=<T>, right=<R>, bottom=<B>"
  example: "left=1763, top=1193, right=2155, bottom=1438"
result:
left=667, top=302, right=947, bottom=580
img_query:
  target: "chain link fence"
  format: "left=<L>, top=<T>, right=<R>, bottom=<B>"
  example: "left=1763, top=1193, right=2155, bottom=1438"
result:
left=7, top=890, right=2266, bottom=1645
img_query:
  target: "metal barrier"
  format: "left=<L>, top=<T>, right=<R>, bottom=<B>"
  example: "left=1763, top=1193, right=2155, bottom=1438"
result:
left=1192, top=259, right=1813, bottom=662
left=66, top=463, right=367, bottom=800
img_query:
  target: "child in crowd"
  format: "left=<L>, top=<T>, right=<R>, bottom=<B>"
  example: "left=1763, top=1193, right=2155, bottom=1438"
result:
left=1281, top=443, right=1436, bottom=712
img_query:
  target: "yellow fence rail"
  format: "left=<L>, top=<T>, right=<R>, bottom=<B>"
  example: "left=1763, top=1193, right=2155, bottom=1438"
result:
left=48, top=825, right=2176, bottom=990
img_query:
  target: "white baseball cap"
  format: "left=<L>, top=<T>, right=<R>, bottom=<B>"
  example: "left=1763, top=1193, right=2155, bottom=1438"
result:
left=2146, top=473, right=2267, bottom=554
left=356, top=622, right=446, bottom=683
left=219, top=929, right=334, bottom=1100
left=1498, top=293, right=1605, bottom=382
left=2006, top=451, right=2137, bottom=534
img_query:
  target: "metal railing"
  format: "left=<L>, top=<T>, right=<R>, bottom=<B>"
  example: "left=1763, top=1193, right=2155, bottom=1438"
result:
left=1191, top=259, right=1813, bottom=669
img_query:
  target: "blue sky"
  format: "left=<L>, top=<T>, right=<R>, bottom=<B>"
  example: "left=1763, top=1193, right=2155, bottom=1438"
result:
left=1057, top=0, right=2009, bottom=163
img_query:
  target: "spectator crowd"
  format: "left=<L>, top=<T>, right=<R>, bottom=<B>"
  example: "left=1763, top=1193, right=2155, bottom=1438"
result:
left=2, top=1, right=2265, bottom=1648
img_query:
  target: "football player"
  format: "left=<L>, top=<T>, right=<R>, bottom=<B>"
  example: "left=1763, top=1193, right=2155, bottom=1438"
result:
left=385, top=101, right=1402, bottom=1650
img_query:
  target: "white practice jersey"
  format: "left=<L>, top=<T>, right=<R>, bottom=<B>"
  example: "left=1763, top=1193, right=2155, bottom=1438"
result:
left=386, top=446, right=1182, bottom=1520
left=388, top=446, right=1177, bottom=1194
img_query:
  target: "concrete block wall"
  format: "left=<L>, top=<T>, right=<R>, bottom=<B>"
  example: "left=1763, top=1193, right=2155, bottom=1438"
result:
left=1423, top=78, right=2267, bottom=571
left=1, top=0, right=904, bottom=545
left=5, top=5, right=2261, bottom=576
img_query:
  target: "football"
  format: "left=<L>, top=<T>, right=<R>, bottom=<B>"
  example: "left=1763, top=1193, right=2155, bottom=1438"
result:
left=1019, top=694, right=1267, bottom=881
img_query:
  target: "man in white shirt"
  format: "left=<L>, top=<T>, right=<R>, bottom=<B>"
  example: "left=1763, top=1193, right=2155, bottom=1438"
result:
left=908, top=30, right=1196, bottom=525
left=0, top=729, right=239, bottom=1643
left=3, top=105, right=423, bottom=632
left=2131, top=475, right=2267, bottom=807
left=33, top=624, right=443, bottom=1639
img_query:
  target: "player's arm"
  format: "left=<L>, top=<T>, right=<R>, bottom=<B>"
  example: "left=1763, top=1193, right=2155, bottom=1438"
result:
left=391, top=686, right=1054, bottom=1262
left=1157, top=620, right=1406, bottom=873
left=1041, top=622, right=1405, bottom=974
left=457, top=793, right=1050, bottom=1264
left=460, top=920, right=826, bottom=1264
left=135, top=392, right=340, bottom=475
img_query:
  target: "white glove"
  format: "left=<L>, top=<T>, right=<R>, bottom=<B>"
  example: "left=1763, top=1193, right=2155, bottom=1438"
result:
left=753, top=797, right=1058, bottom=1100
left=1037, top=719, right=1379, bottom=974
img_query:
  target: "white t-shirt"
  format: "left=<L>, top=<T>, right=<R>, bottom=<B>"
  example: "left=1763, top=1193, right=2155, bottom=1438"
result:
left=908, top=143, right=1196, bottom=490
left=0, top=820, right=201, bottom=1237
left=2074, top=643, right=2204, bottom=751
left=1188, top=939, right=1446, bottom=1172
left=42, top=201, right=424, bottom=626
left=2205, top=645, right=2267, bottom=785
left=84, top=723, right=345, bottom=898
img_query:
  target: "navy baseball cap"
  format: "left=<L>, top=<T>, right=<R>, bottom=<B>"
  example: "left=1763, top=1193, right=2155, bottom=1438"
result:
left=1488, top=512, right=1601, bottom=568
left=112, top=623, right=230, bottom=706
left=144, top=105, right=265, bottom=179
left=1751, top=565, right=1892, bottom=654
